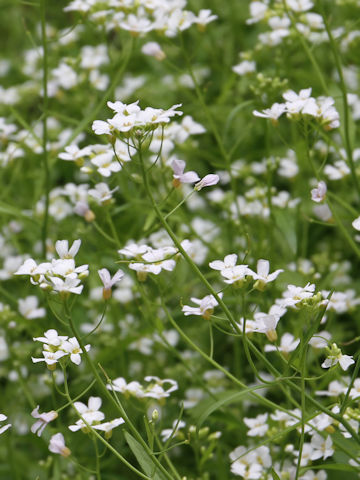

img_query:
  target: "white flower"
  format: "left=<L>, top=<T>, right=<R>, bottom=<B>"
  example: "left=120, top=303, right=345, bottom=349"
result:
left=90, top=150, right=121, bottom=177
left=93, top=417, right=125, bottom=433
left=244, top=413, right=269, bottom=437
left=59, top=145, right=91, bottom=163
left=352, top=216, right=360, bottom=231
left=72, top=397, right=105, bottom=426
left=194, top=9, right=218, bottom=29
left=311, top=181, right=327, bottom=203
left=107, top=377, right=145, bottom=398
left=209, top=254, right=238, bottom=272
left=33, top=329, right=67, bottom=347
left=89, top=183, right=118, bottom=204
left=0, top=414, right=11, bottom=435
left=310, top=434, right=334, bottom=461
left=143, top=376, right=178, bottom=399
left=161, top=420, right=186, bottom=442
left=221, top=265, right=252, bottom=286
left=315, top=380, right=345, bottom=397
left=324, top=160, right=350, bottom=180
left=98, top=268, right=124, bottom=299
left=31, top=406, right=58, bottom=437
left=253, top=312, right=281, bottom=342
left=49, top=433, right=71, bottom=457
left=286, top=0, right=314, bottom=12
left=249, top=259, right=283, bottom=290
left=141, top=42, right=165, bottom=60
left=18, top=296, right=46, bottom=319
left=49, top=276, right=84, bottom=295
left=55, top=239, right=81, bottom=259
left=182, top=293, right=222, bottom=320
left=253, top=103, right=286, bottom=121
left=265, top=333, right=300, bottom=354
left=276, top=283, right=318, bottom=309
left=321, top=343, right=355, bottom=371
left=232, top=60, right=256, bottom=76
left=171, top=159, right=200, bottom=187
left=32, top=350, right=68, bottom=368
left=347, top=379, right=360, bottom=400
left=62, top=337, right=90, bottom=365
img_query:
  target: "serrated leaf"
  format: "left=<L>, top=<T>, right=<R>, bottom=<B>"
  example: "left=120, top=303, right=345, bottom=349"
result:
left=124, top=432, right=168, bottom=480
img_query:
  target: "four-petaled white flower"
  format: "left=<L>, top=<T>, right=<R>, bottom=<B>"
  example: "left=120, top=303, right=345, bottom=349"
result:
left=31, top=406, right=58, bottom=437
left=244, top=413, right=269, bottom=437
left=249, top=259, right=283, bottom=291
left=182, top=293, right=222, bottom=320
left=321, top=343, right=355, bottom=371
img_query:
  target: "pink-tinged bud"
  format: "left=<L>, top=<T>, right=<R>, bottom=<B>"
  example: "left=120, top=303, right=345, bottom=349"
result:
left=195, top=174, right=219, bottom=191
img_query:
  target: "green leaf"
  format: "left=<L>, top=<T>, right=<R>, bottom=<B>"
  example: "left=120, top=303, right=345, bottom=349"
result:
left=303, top=463, right=358, bottom=473
left=191, top=386, right=270, bottom=429
left=0, top=201, right=38, bottom=223
left=224, top=100, right=253, bottom=138
left=271, top=467, right=281, bottom=480
left=124, top=432, right=168, bottom=480
left=273, top=208, right=297, bottom=257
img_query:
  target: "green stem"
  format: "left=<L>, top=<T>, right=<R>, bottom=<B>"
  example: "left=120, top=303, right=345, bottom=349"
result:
left=62, top=366, right=151, bottom=480
left=295, top=334, right=306, bottom=480
left=92, top=435, right=102, bottom=480
left=66, top=38, right=134, bottom=146
left=283, top=1, right=328, bottom=93
left=179, top=33, right=243, bottom=224
left=319, top=2, right=360, bottom=200
left=63, top=301, right=174, bottom=480
left=138, top=141, right=360, bottom=442
left=40, top=0, right=50, bottom=257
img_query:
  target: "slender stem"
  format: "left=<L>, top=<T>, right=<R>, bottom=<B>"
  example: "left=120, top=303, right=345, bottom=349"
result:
left=283, top=1, right=328, bottom=94
left=319, top=2, right=360, bottom=200
left=340, top=352, right=360, bottom=415
left=40, top=0, right=50, bottom=257
left=63, top=300, right=174, bottom=480
left=294, top=334, right=306, bottom=480
left=62, top=366, right=151, bottom=480
left=138, top=140, right=360, bottom=442
left=179, top=33, right=243, bottom=225
left=92, top=435, right=102, bottom=480
left=164, top=190, right=195, bottom=220
left=66, top=38, right=134, bottom=146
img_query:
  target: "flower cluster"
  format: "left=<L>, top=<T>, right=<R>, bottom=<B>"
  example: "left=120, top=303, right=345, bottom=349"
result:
left=14, top=239, right=88, bottom=296
left=69, top=396, right=124, bottom=438
left=64, top=1, right=217, bottom=37
left=59, top=141, right=132, bottom=177
left=254, top=88, right=340, bottom=129
left=32, top=329, right=90, bottom=369
left=92, top=101, right=183, bottom=140
left=209, top=256, right=283, bottom=290
left=107, top=375, right=178, bottom=400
